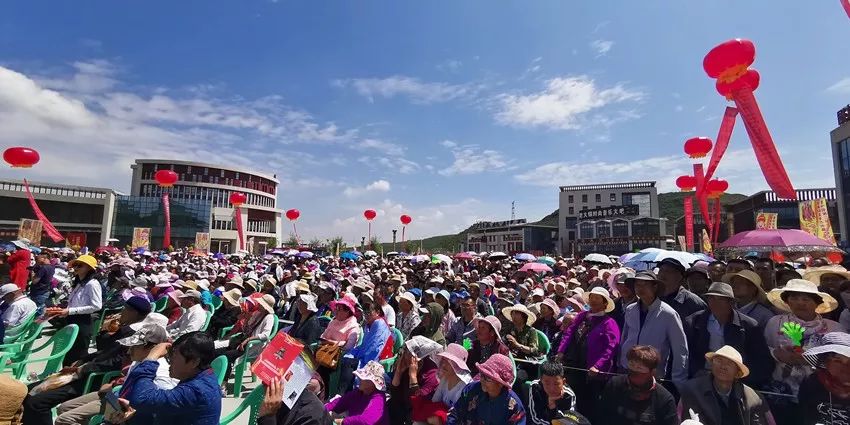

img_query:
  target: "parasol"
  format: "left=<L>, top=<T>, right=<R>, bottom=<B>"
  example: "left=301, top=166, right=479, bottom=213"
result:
left=520, top=262, right=552, bottom=273
left=514, top=253, right=536, bottom=262
left=716, top=229, right=843, bottom=256
left=583, top=253, right=613, bottom=265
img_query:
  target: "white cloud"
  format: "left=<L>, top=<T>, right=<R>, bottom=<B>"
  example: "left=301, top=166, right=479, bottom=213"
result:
left=37, top=60, right=118, bottom=93
left=590, top=39, right=614, bottom=57
left=354, top=138, right=405, bottom=156
left=343, top=180, right=392, bottom=198
left=495, top=76, right=645, bottom=130
left=333, top=76, right=475, bottom=104
left=357, top=156, right=420, bottom=174
left=827, top=78, right=850, bottom=93
left=439, top=140, right=511, bottom=176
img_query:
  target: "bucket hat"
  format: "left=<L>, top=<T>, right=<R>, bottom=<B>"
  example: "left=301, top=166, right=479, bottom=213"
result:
left=767, top=279, right=838, bottom=314
left=475, top=353, right=514, bottom=388
left=437, top=343, right=470, bottom=374
left=585, top=287, right=615, bottom=313
left=705, top=345, right=749, bottom=378
left=353, top=361, right=386, bottom=391
left=502, top=303, right=537, bottom=326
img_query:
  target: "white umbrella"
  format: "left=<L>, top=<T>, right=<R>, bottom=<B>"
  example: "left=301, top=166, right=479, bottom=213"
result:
left=411, top=254, right=431, bottom=263
left=488, top=252, right=508, bottom=260
left=364, top=250, right=378, bottom=257
left=583, top=253, right=613, bottom=264
left=432, top=254, right=452, bottom=264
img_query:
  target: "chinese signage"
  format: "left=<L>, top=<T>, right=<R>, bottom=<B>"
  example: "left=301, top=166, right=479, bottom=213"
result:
left=195, top=232, right=211, bottom=252
left=755, top=212, right=778, bottom=230
left=799, top=199, right=836, bottom=245
left=469, top=219, right=527, bottom=230
left=578, top=204, right=640, bottom=220
left=132, top=227, right=151, bottom=249
left=18, top=219, right=43, bottom=246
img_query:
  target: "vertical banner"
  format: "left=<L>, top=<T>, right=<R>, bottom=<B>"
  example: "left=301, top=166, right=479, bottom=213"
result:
left=684, top=196, right=694, bottom=252
left=195, top=232, right=210, bottom=252
left=703, top=107, right=738, bottom=184
left=23, top=179, right=63, bottom=243
left=132, top=228, right=151, bottom=249
left=755, top=212, right=778, bottom=230
left=162, top=192, right=171, bottom=249
left=702, top=228, right=713, bottom=253
left=234, top=205, right=245, bottom=251
left=18, top=219, right=43, bottom=246
left=799, top=199, right=836, bottom=244
left=677, top=235, right=687, bottom=251
left=65, top=232, right=87, bottom=248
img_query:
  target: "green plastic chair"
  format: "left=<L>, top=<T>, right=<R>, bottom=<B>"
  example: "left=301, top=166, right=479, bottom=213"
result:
left=0, top=321, right=46, bottom=358
left=219, top=325, right=234, bottom=340
left=88, top=414, right=103, bottom=425
left=220, top=384, right=265, bottom=425
left=231, top=316, right=279, bottom=396
left=82, top=370, right=123, bottom=394
left=211, top=355, right=229, bottom=386
left=200, top=311, right=213, bottom=332
left=379, top=327, right=404, bottom=373
left=211, top=297, right=223, bottom=310
left=8, top=324, right=79, bottom=380
left=508, top=353, right=517, bottom=385
left=153, top=297, right=169, bottom=313
left=3, top=310, right=37, bottom=343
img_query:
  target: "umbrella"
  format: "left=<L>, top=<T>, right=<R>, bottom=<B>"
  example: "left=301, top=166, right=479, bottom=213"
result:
left=364, top=250, right=378, bottom=257
left=619, top=252, right=639, bottom=263
left=454, top=252, right=474, bottom=260
left=432, top=254, right=452, bottom=264
left=386, top=251, right=399, bottom=257
left=624, top=250, right=698, bottom=269
left=488, top=252, right=508, bottom=260
left=269, top=249, right=286, bottom=255
left=297, top=251, right=314, bottom=259
left=515, top=253, right=536, bottom=262
left=536, top=256, right=556, bottom=266
left=340, top=251, right=361, bottom=261
left=520, top=262, right=552, bottom=273
left=583, top=253, right=613, bottom=265
left=411, top=254, right=431, bottom=263
left=284, top=249, right=300, bottom=257
left=693, top=253, right=716, bottom=262
left=716, top=229, right=843, bottom=255
left=213, top=252, right=225, bottom=259
left=133, top=247, right=146, bottom=255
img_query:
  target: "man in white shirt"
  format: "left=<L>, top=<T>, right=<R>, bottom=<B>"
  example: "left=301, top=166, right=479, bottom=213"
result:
left=0, top=283, right=37, bottom=327
left=166, top=290, right=207, bottom=339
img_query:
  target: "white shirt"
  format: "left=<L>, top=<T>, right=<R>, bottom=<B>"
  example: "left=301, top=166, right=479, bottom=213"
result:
left=2, top=296, right=37, bottom=327
left=431, top=378, right=468, bottom=407
left=167, top=303, right=207, bottom=339
left=381, top=303, right=396, bottom=327
left=250, top=314, right=275, bottom=341
left=127, top=358, right=179, bottom=389
left=67, top=278, right=102, bottom=316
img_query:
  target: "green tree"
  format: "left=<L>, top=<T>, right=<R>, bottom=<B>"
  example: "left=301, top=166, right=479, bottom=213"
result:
left=268, top=237, right=278, bottom=248
left=369, top=235, right=381, bottom=250
left=308, top=237, right=322, bottom=248
left=328, top=236, right=346, bottom=254
left=284, top=233, right=299, bottom=247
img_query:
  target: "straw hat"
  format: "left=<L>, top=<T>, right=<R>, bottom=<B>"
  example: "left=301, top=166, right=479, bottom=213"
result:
left=227, top=276, right=244, bottom=288
left=222, top=289, right=242, bottom=307
left=767, top=279, right=838, bottom=314
left=724, top=270, right=767, bottom=301
left=181, top=280, right=199, bottom=291
left=257, top=294, right=276, bottom=314
left=585, top=287, right=615, bottom=313
left=705, top=345, right=749, bottom=378
left=802, top=266, right=850, bottom=284
left=502, top=303, right=537, bottom=326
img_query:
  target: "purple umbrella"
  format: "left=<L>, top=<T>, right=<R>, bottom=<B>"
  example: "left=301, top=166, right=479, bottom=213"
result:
left=519, top=262, right=552, bottom=273
left=717, top=229, right=843, bottom=255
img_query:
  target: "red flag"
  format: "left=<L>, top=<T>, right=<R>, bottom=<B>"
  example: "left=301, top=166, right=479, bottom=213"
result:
left=703, top=107, right=737, bottom=184
left=23, top=179, right=63, bottom=243
left=235, top=205, right=245, bottom=250
left=693, top=164, right=712, bottom=228
left=684, top=196, right=694, bottom=252
left=162, top=193, right=171, bottom=249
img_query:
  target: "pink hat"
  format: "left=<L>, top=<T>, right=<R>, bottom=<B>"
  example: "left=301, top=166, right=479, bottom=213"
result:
left=540, top=298, right=560, bottom=317
left=476, top=353, right=514, bottom=388
left=167, top=289, right=184, bottom=305
left=437, top=343, right=470, bottom=374
left=330, top=296, right=357, bottom=315
left=474, top=315, right=502, bottom=339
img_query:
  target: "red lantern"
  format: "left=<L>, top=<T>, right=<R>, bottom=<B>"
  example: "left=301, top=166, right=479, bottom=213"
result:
left=703, top=39, right=755, bottom=81
left=286, top=209, right=300, bottom=221
left=716, top=69, right=760, bottom=99
left=154, top=170, right=178, bottom=188
left=827, top=251, right=844, bottom=265
left=3, top=147, right=40, bottom=168
left=364, top=209, right=377, bottom=221
left=684, top=137, right=713, bottom=159
left=229, top=192, right=247, bottom=206
left=770, top=251, right=786, bottom=264
left=676, top=175, right=696, bottom=192
left=400, top=214, right=412, bottom=225
left=706, top=179, right=729, bottom=198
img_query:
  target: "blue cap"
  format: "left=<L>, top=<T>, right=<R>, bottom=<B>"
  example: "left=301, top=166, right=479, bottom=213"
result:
left=408, top=288, right=422, bottom=300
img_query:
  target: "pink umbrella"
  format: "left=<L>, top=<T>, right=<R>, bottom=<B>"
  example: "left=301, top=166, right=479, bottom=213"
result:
left=454, top=252, right=474, bottom=260
left=519, top=262, right=552, bottom=273
left=717, top=229, right=843, bottom=255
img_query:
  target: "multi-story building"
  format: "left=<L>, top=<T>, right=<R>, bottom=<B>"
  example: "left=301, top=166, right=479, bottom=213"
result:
left=725, top=188, right=840, bottom=239
left=0, top=179, right=118, bottom=249
left=465, top=219, right=558, bottom=256
left=830, top=105, right=850, bottom=244
left=558, top=181, right=665, bottom=255
left=112, top=159, right=283, bottom=253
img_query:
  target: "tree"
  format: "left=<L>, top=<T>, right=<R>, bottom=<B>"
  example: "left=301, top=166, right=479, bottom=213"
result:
left=308, top=237, right=322, bottom=248
left=328, top=236, right=346, bottom=254
left=369, top=235, right=381, bottom=250
left=268, top=237, right=278, bottom=248
left=284, top=233, right=299, bottom=247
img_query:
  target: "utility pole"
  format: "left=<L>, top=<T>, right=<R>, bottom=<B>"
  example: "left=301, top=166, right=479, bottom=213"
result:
left=360, top=236, right=366, bottom=252
left=392, top=229, right=397, bottom=252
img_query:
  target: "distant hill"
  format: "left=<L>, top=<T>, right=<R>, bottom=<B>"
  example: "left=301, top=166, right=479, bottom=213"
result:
left=378, top=192, right=749, bottom=253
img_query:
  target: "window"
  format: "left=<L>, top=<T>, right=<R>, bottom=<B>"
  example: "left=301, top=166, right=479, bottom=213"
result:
left=610, top=193, right=616, bottom=202
left=595, top=194, right=601, bottom=203
left=582, top=206, right=588, bottom=210
left=568, top=195, right=574, bottom=203
left=581, top=194, right=588, bottom=203
left=568, top=206, right=574, bottom=215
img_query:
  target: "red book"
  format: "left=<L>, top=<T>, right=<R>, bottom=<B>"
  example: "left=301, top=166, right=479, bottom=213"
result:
left=251, top=332, right=304, bottom=385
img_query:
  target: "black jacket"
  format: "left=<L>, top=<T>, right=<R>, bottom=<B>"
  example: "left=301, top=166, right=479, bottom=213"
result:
left=258, top=390, right=332, bottom=425
left=288, top=313, right=322, bottom=350
left=207, top=305, right=240, bottom=338
left=684, top=309, right=773, bottom=388
left=79, top=324, right=135, bottom=375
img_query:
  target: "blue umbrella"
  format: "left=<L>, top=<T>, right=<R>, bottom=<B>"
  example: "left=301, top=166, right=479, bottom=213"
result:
left=340, top=251, right=360, bottom=261
left=133, top=247, right=146, bottom=254
left=213, top=252, right=225, bottom=260
left=515, top=253, right=536, bottom=262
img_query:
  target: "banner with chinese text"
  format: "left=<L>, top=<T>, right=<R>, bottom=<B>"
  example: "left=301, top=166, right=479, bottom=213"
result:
left=132, top=228, right=151, bottom=249
left=799, top=199, right=836, bottom=245
left=755, top=212, right=778, bottom=230
left=18, top=219, right=43, bottom=246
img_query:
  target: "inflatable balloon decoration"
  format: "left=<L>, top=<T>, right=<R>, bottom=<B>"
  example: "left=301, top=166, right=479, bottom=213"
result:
left=3, top=147, right=63, bottom=243
left=286, top=209, right=300, bottom=244
left=364, top=209, right=376, bottom=247
left=154, top=170, right=178, bottom=249
left=400, top=214, right=412, bottom=250
left=230, top=192, right=247, bottom=251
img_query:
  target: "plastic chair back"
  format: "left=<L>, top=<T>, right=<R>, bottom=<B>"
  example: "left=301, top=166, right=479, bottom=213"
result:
left=211, top=297, right=223, bottom=310
left=211, top=355, right=229, bottom=386
left=201, top=311, right=213, bottom=332
left=154, top=297, right=169, bottom=313
left=43, top=324, right=80, bottom=375
left=535, top=329, right=551, bottom=356
left=391, top=327, right=404, bottom=354
left=220, top=384, right=266, bottom=425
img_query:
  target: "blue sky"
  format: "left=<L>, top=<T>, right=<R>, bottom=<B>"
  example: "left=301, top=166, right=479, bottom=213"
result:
left=1, top=1, right=848, bottom=244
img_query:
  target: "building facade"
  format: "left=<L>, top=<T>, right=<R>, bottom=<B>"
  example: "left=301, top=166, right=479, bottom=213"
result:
left=465, top=219, right=558, bottom=256
left=558, top=181, right=664, bottom=255
left=830, top=105, right=850, bottom=244
left=0, top=179, right=118, bottom=249
left=117, top=159, right=283, bottom=253
left=725, top=188, right=840, bottom=240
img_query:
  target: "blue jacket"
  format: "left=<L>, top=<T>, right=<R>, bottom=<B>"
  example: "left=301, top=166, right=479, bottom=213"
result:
left=124, top=360, right=222, bottom=425
left=346, top=318, right=390, bottom=367
left=619, top=298, right=689, bottom=383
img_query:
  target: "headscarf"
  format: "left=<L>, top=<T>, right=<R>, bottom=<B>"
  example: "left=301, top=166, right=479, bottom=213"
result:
left=415, top=302, right=446, bottom=345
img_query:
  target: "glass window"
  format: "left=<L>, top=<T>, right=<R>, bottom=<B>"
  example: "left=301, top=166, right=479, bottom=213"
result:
left=568, top=206, right=574, bottom=215
left=581, top=194, right=588, bottom=203
left=610, top=193, right=616, bottom=202
left=595, top=194, right=601, bottom=202
left=568, top=195, right=574, bottom=203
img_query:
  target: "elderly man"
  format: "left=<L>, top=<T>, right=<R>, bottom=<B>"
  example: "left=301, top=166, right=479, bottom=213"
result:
left=0, top=283, right=37, bottom=327
left=657, top=258, right=707, bottom=319
left=678, top=345, right=773, bottom=425
left=166, top=290, right=207, bottom=339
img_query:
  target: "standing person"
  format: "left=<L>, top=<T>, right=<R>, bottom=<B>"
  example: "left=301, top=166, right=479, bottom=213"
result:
left=7, top=239, right=31, bottom=290
left=524, top=361, right=581, bottom=425
left=657, top=258, right=707, bottom=319
left=60, top=254, right=103, bottom=366
left=678, top=345, right=773, bottom=425
left=446, top=354, right=527, bottom=425
left=396, top=291, right=422, bottom=340
left=0, top=283, right=36, bottom=327
left=555, top=287, right=620, bottom=416
left=799, top=332, right=850, bottom=425
left=597, top=345, right=678, bottom=425
left=619, top=271, right=689, bottom=385
left=466, top=316, right=509, bottom=375
left=727, top=270, right=776, bottom=328
left=611, top=271, right=638, bottom=330
left=29, top=254, right=54, bottom=317
left=446, top=295, right=480, bottom=345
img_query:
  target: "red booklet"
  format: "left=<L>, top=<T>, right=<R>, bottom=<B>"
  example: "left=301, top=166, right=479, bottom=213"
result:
left=251, top=332, right=305, bottom=385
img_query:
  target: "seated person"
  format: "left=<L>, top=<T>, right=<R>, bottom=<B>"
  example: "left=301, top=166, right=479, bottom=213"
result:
left=22, top=296, right=151, bottom=425
left=325, top=361, right=389, bottom=425
left=166, top=290, right=208, bottom=339
left=799, top=332, right=850, bottom=425
left=119, top=331, right=222, bottom=425
left=256, top=378, right=333, bottom=425
left=524, top=361, right=578, bottom=424
left=163, top=290, right=184, bottom=324
left=205, top=288, right=241, bottom=337
left=213, top=294, right=276, bottom=381
left=0, top=283, right=36, bottom=327
left=465, top=316, right=509, bottom=375
left=447, top=353, right=526, bottom=425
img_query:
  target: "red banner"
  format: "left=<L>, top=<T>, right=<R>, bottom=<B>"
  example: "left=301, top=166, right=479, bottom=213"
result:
left=23, top=179, right=64, bottom=243
left=684, top=196, right=694, bottom=252
left=734, top=88, right=796, bottom=199
left=235, top=205, right=245, bottom=251
left=712, top=197, right=722, bottom=248
left=703, top=106, right=737, bottom=185
left=693, top=164, right=712, bottom=229
left=65, top=232, right=87, bottom=248
left=843, top=0, right=850, bottom=19
left=162, top=193, right=171, bottom=249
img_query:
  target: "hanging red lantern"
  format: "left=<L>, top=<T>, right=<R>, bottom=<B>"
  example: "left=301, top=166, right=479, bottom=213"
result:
left=716, top=69, right=760, bottom=100
left=676, top=175, right=696, bottom=192
left=827, top=251, right=844, bottom=264
left=286, top=209, right=300, bottom=221
left=229, top=192, right=247, bottom=206
left=706, top=179, right=729, bottom=198
left=684, top=137, right=713, bottom=159
left=400, top=214, right=412, bottom=225
left=703, top=39, right=755, bottom=81
left=364, top=209, right=377, bottom=221
left=154, top=170, right=178, bottom=188
left=3, top=147, right=40, bottom=168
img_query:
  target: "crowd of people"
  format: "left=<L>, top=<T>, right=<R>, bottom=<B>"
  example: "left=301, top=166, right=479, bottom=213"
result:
left=1, top=240, right=849, bottom=425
